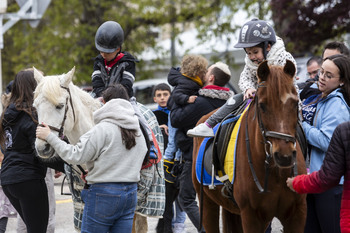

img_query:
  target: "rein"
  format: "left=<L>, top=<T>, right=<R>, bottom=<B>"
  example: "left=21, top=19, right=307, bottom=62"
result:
left=245, top=82, right=298, bottom=193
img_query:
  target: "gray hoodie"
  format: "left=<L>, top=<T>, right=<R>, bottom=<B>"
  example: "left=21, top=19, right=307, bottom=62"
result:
left=46, top=98, right=147, bottom=184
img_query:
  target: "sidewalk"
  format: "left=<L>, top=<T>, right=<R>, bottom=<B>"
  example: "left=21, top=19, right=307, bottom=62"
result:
left=4, top=175, right=282, bottom=232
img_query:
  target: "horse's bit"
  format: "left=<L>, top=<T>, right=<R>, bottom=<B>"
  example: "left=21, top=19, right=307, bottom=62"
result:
left=245, top=83, right=298, bottom=193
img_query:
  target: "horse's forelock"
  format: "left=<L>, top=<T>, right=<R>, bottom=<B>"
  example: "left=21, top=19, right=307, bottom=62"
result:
left=35, top=76, right=66, bottom=106
left=264, top=65, right=295, bottom=105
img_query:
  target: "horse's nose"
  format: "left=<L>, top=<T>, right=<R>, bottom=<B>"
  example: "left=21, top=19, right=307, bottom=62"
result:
left=273, top=150, right=295, bottom=168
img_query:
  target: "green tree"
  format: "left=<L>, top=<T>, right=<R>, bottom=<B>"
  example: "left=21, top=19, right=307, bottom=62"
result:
left=270, top=0, right=350, bottom=55
left=2, top=0, right=268, bottom=87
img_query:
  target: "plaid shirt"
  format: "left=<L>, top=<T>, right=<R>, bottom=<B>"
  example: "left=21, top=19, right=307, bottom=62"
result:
left=135, top=103, right=165, bottom=217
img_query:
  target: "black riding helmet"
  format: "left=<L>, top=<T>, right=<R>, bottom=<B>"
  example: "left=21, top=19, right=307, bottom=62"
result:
left=95, top=21, right=124, bottom=53
left=234, top=18, right=276, bottom=59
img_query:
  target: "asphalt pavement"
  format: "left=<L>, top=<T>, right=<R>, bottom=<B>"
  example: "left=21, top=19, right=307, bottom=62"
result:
left=5, top=175, right=283, bottom=232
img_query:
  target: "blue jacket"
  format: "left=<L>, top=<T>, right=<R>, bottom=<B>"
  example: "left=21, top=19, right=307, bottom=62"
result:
left=302, top=88, right=350, bottom=177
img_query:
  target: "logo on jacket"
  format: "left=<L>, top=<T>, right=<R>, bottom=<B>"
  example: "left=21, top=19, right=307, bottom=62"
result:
left=5, top=128, right=13, bottom=149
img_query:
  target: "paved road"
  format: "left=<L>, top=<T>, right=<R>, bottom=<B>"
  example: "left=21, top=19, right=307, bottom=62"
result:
left=5, top=175, right=283, bottom=232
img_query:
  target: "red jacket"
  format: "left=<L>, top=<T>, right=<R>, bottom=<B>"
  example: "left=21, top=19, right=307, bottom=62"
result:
left=293, top=121, right=350, bottom=233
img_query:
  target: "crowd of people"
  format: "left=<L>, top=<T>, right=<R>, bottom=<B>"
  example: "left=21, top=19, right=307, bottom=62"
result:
left=0, top=17, right=349, bottom=233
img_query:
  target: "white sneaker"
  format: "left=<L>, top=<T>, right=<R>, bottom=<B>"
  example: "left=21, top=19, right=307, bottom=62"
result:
left=173, top=223, right=186, bottom=233
left=187, top=123, right=214, bottom=137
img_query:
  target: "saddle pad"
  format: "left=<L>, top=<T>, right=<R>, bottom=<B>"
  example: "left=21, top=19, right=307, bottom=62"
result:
left=224, top=106, right=249, bottom=183
left=195, top=124, right=223, bottom=186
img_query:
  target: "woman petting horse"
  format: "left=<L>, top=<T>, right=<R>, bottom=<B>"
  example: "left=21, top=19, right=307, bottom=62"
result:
left=0, top=70, right=49, bottom=233
left=37, top=84, right=147, bottom=233
left=287, top=54, right=350, bottom=233
left=33, top=67, right=165, bottom=232
left=192, top=60, right=307, bottom=233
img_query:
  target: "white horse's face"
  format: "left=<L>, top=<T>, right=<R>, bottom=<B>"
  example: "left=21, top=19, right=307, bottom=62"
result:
left=34, top=67, right=76, bottom=158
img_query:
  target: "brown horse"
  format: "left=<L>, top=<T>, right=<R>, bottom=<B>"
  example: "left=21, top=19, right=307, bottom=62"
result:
left=192, top=60, right=307, bottom=233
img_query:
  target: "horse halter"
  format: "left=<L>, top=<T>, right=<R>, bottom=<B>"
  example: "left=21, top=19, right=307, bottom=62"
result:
left=39, top=86, right=76, bottom=139
left=245, top=82, right=297, bottom=193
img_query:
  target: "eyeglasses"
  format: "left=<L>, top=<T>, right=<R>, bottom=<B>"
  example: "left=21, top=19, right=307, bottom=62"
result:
left=319, top=70, right=339, bottom=80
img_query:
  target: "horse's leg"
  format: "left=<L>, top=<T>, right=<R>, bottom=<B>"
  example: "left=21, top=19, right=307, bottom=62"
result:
left=200, top=192, right=220, bottom=233
left=278, top=198, right=307, bottom=233
left=221, top=209, right=243, bottom=233
left=132, top=213, right=148, bottom=233
left=240, top=209, right=270, bottom=233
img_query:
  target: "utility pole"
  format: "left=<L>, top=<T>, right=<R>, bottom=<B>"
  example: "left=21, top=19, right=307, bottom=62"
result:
left=170, top=0, right=176, bottom=67
left=0, top=0, right=51, bottom=92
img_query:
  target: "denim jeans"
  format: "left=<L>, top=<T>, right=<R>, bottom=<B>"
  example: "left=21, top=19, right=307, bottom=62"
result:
left=173, top=199, right=186, bottom=224
left=81, top=182, right=137, bottom=233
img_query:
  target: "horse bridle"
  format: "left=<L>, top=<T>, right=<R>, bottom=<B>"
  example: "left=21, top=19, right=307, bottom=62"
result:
left=38, top=86, right=87, bottom=178
left=39, top=86, right=76, bottom=139
left=245, top=82, right=298, bottom=193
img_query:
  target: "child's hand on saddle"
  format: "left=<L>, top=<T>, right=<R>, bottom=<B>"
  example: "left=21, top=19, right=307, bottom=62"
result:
left=187, top=95, right=198, bottom=104
left=286, top=177, right=296, bottom=192
left=36, top=122, right=51, bottom=140
left=244, top=88, right=256, bottom=100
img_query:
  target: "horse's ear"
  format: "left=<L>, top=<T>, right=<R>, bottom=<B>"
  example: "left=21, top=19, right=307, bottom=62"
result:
left=33, top=67, right=43, bottom=83
left=61, top=66, right=75, bottom=87
left=283, top=60, right=296, bottom=78
left=257, top=61, right=269, bottom=82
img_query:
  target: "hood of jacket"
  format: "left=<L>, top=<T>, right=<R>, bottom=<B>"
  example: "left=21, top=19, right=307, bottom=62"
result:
left=167, top=67, right=202, bottom=88
left=93, top=99, right=139, bottom=130
left=3, top=104, right=23, bottom=127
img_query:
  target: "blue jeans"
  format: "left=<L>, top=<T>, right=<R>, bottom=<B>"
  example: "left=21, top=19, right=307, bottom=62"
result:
left=81, top=182, right=137, bottom=233
left=173, top=199, right=186, bottom=224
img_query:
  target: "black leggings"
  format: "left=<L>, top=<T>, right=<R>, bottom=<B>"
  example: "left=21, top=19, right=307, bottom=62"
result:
left=3, top=179, right=49, bottom=233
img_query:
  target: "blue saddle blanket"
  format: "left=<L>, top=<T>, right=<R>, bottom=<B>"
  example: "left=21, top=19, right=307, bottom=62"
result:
left=195, top=115, right=241, bottom=186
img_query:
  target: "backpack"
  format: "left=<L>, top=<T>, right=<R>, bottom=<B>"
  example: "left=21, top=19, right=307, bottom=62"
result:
left=139, top=122, right=162, bottom=169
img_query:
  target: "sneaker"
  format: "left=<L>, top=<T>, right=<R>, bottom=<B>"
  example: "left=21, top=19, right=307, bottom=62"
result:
left=173, top=223, right=186, bottom=233
left=187, top=123, right=214, bottom=137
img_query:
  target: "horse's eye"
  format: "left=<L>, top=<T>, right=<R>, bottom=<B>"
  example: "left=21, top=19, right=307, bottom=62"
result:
left=259, top=103, right=266, bottom=113
left=56, top=104, right=64, bottom=110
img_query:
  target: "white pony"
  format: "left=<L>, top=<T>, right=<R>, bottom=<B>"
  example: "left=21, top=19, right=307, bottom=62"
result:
left=33, top=67, right=165, bottom=232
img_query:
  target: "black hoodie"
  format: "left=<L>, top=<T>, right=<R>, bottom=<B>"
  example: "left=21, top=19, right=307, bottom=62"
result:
left=1, top=104, right=46, bottom=185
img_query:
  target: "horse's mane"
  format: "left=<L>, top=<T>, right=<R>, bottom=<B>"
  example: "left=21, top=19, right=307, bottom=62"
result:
left=34, top=74, right=101, bottom=111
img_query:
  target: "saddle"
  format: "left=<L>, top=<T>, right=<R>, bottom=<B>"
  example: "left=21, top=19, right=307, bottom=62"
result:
left=203, top=100, right=248, bottom=178
left=202, top=100, right=308, bottom=181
